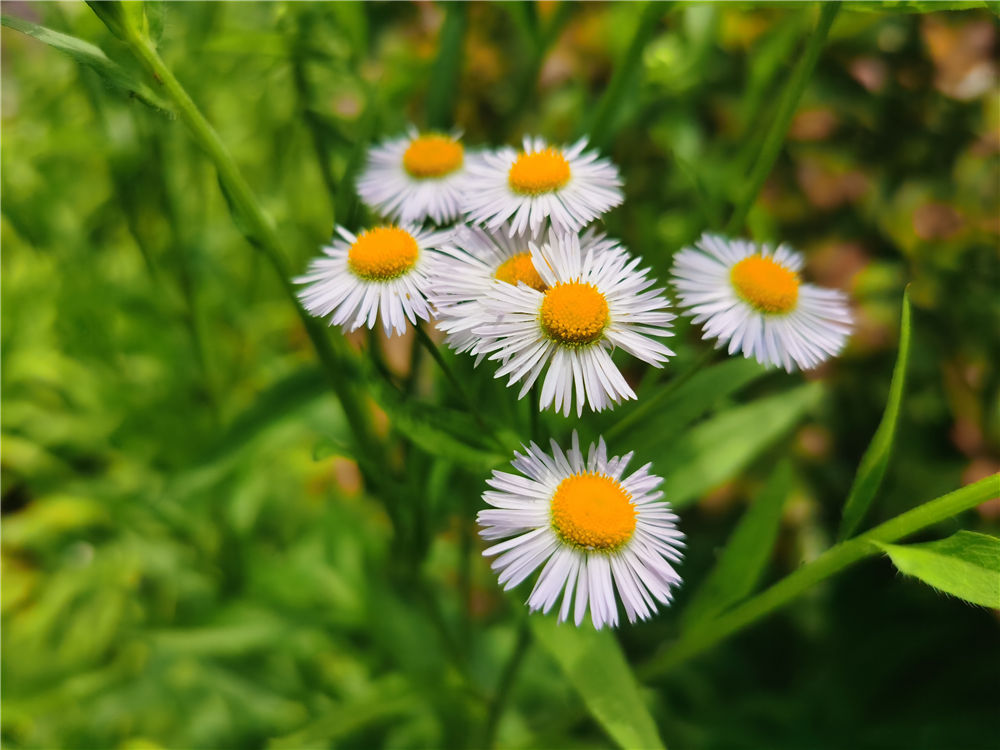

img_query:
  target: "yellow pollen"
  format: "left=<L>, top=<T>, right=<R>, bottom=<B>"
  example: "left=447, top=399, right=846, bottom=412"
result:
left=494, top=252, right=548, bottom=292
left=508, top=148, right=571, bottom=195
left=540, top=281, right=609, bottom=345
left=402, top=134, right=464, bottom=178
left=551, top=473, right=637, bottom=551
left=348, top=227, right=419, bottom=281
left=730, top=254, right=800, bottom=314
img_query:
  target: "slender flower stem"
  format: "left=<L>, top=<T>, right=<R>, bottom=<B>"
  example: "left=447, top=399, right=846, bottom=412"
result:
left=109, top=16, right=382, bottom=464
left=414, top=324, right=499, bottom=444
left=605, top=347, right=716, bottom=441
left=483, top=618, right=532, bottom=749
left=726, top=2, right=839, bottom=234
left=642, top=474, right=1000, bottom=679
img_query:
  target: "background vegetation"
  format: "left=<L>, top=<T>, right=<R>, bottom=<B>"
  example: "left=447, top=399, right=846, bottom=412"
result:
left=2, top=2, right=999, bottom=749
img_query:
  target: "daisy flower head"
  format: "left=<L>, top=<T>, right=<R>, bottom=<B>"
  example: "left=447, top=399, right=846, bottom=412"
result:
left=296, top=224, right=449, bottom=337
left=463, top=135, right=624, bottom=237
left=473, top=232, right=675, bottom=417
left=356, top=128, right=472, bottom=225
left=671, top=234, right=853, bottom=371
left=479, top=432, right=685, bottom=630
left=429, top=223, right=620, bottom=359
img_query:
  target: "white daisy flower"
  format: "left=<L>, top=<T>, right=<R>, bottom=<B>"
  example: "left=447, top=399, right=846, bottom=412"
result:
left=671, top=234, right=853, bottom=372
left=479, top=432, right=685, bottom=630
left=356, top=128, right=472, bottom=225
left=473, top=232, right=675, bottom=416
left=462, top=136, right=623, bottom=237
left=296, top=224, right=448, bottom=337
left=428, top=223, right=620, bottom=360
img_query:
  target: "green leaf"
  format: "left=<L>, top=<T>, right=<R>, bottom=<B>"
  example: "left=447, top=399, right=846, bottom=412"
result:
left=876, top=531, right=1000, bottom=608
left=1, top=14, right=171, bottom=115
left=843, top=1, right=987, bottom=12
left=682, top=460, right=793, bottom=629
left=531, top=617, right=665, bottom=750
left=659, top=382, right=822, bottom=508
left=425, top=3, right=466, bottom=130
left=839, top=290, right=912, bottom=539
left=607, top=356, right=768, bottom=442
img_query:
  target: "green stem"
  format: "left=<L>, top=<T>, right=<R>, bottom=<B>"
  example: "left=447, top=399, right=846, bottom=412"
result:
left=725, top=2, right=839, bottom=235
left=605, top=347, right=716, bottom=441
left=111, top=17, right=382, bottom=463
left=642, top=474, right=1000, bottom=678
left=583, top=1, right=669, bottom=149
left=483, top=618, right=532, bottom=749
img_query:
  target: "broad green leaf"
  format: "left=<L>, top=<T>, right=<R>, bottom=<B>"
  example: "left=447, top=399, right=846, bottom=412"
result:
left=531, top=617, right=665, bottom=750
left=659, top=382, right=822, bottom=508
left=1, top=15, right=171, bottom=115
left=876, top=531, right=1000, bottom=608
left=839, top=291, right=912, bottom=539
left=682, top=460, right=793, bottom=629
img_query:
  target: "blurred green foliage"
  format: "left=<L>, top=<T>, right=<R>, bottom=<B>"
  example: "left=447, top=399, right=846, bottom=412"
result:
left=2, top=2, right=999, bottom=749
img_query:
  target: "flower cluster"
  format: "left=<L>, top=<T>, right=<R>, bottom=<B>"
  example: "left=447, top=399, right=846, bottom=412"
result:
left=295, top=129, right=853, bottom=629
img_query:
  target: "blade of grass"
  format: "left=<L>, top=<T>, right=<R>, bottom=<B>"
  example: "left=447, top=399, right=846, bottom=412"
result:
left=839, top=290, right=912, bottom=539
left=726, top=2, right=839, bottom=234
left=642, top=473, right=1000, bottom=678
left=426, top=2, right=467, bottom=130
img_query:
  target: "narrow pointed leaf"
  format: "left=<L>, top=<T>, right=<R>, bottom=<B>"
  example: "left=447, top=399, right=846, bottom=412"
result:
left=1, top=14, right=171, bottom=115
left=659, top=382, right=822, bottom=508
left=531, top=617, right=665, bottom=750
left=682, top=460, right=793, bottom=629
left=425, top=3, right=466, bottom=130
left=839, top=290, right=912, bottom=539
left=876, top=530, right=1000, bottom=608
left=608, top=356, right=768, bottom=442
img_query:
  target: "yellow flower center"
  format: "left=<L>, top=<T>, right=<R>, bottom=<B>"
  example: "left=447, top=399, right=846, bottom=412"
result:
left=730, top=254, right=800, bottom=314
left=494, top=252, right=548, bottom=292
left=540, top=281, right=609, bottom=345
left=508, top=148, right=571, bottom=195
left=348, top=227, right=419, bottom=281
left=551, top=473, right=637, bottom=551
left=402, top=134, right=464, bottom=178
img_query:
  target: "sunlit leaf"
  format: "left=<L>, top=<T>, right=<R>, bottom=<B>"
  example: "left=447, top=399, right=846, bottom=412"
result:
left=839, top=290, right=911, bottom=539
left=531, top=617, right=666, bottom=750
left=876, top=531, right=1000, bottom=608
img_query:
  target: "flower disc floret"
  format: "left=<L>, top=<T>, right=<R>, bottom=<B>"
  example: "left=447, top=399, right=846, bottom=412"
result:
left=730, top=255, right=799, bottom=314
left=550, top=473, right=637, bottom=551
left=508, top=148, right=571, bottom=195
left=540, top=281, right=609, bottom=345
left=494, top=252, right=548, bottom=292
left=348, top=227, right=419, bottom=281
left=402, top=134, right=464, bottom=178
